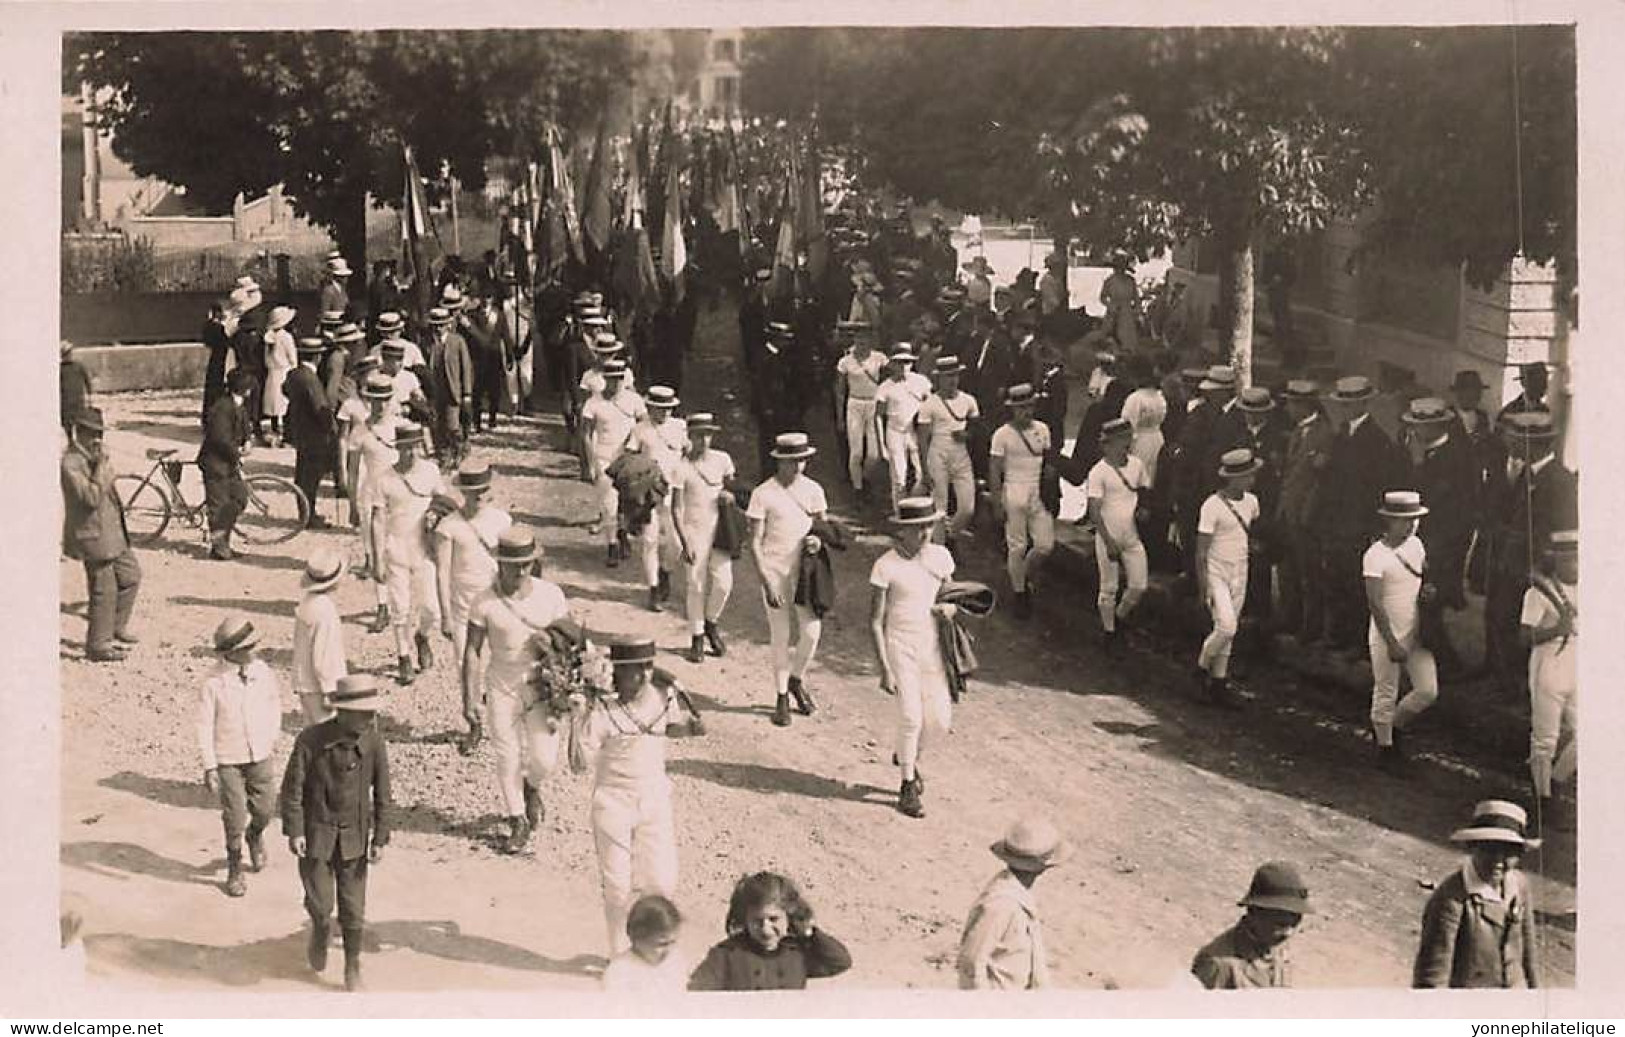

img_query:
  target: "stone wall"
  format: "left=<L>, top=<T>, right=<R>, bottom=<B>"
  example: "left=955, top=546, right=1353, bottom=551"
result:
left=73, top=342, right=210, bottom=394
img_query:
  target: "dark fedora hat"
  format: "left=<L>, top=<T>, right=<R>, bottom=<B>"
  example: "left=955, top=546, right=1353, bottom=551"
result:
left=74, top=407, right=107, bottom=435
left=1451, top=369, right=1488, bottom=391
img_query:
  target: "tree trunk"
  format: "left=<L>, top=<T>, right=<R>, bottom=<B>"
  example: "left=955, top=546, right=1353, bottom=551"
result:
left=1226, top=236, right=1255, bottom=389
left=332, top=192, right=369, bottom=306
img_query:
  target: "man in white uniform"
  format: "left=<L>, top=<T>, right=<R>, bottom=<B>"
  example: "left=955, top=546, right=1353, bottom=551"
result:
left=347, top=375, right=398, bottom=634
left=371, top=312, right=427, bottom=369
left=377, top=340, right=427, bottom=421
left=833, top=330, right=887, bottom=495
left=1086, top=418, right=1148, bottom=652
left=869, top=498, right=956, bottom=819
left=435, top=460, right=512, bottom=748
left=874, top=347, right=932, bottom=510
left=917, top=356, right=981, bottom=554
left=988, top=384, right=1054, bottom=619
left=673, top=413, right=737, bottom=664
left=628, top=386, right=688, bottom=612
left=580, top=359, right=647, bottom=568
left=463, top=528, right=572, bottom=854
left=1523, top=529, right=1577, bottom=818
left=376, top=422, right=448, bottom=685
left=1197, top=449, right=1263, bottom=709
left=1363, top=490, right=1439, bottom=771
left=747, top=432, right=830, bottom=727
left=292, top=546, right=347, bottom=726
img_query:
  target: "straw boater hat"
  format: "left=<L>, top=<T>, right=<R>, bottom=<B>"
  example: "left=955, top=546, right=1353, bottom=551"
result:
left=755, top=268, right=774, bottom=284
left=590, top=335, right=624, bottom=354
left=1376, top=489, right=1429, bottom=519
left=301, top=546, right=345, bottom=593
left=601, top=358, right=629, bottom=380
left=329, top=674, right=383, bottom=713
left=334, top=323, right=365, bottom=345
left=990, top=817, right=1073, bottom=874
left=1501, top=411, right=1559, bottom=442
left=267, top=306, right=297, bottom=332
left=1006, top=383, right=1038, bottom=407
left=1401, top=397, right=1454, bottom=426
left=573, top=291, right=596, bottom=307
left=1217, top=447, right=1263, bottom=479
left=686, top=411, right=720, bottom=434
left=1549, top=529, right=1578, bottom=555
left=1198, top=365, right=1237, bottom=392
left=645, top=386, right=679, bottom=409
left=1283, top=379, right=1320, bottom=401
left=427, top=307, right=455, bottom=328
left=379, top=340, right=407, bottom=360
left=770, top=431, right=816, bottom=460
left=1094, top=350, right=1117, bottom=368
left=1099, top=416, right=1133, bottom=441
left=60, top=339, right=75, bottom=358
left=296, top=336, right=326, bottom=358
left=440, top=285, right=466, bottom=311
left=319, top=309, right=345, bottom=328
left=892, top=496, right=943, bottom=526
left=609, top=637, right=658, bottom=667
left=588, top=291, right=605, bottom=306
left=325, top=255, right=353, bottom=278
left=212, top=614, right=261, bottom=654
left=1179, top=367, right=1207, bottom=388
left=495, top=527, right=540, bottom=566
left=579, top=306, right=606, bottom=321
left=1450, top=799, right=1542, bottom=849
left=767, top=321, right=795, bottom=339
left=353, top=354, right=381, bottom=376
left=361, top=374, right=394, bottom=401
left=1330, top=375, right=1377, bottom=403
left=889, top=345, right=918, bottom=365
left=1237, top=861, right=1314, bottom=916
left=1452, top=370, right=1488, bottom=392
left=1237, top=386, right=1275, bottom=413
left=934, top=356, right=964, bottom=378
left=394, top=422, right=426, bottom=450
left=376, top=312, right=405, bottom=335
left=456, top=460, right=493, bottom=495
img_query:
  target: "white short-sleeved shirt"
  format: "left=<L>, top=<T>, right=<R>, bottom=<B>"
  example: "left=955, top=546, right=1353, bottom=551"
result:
left=337, top=396, right=369, bottom=436
left=870, top=544, right=955, bottom=639
left=378, top=460, right=448, bottom=558
left=876, top=373, right=932, bottom=433
left=1522, top=579, right=1577, bottom=687
left=468, top=578, right=571, bottom=697
left=1362, top=536, right=1426, bottom=641
left=674, top=449, right=736, bottom=534
left=836, top=351, right=887, bottom=401
left=1198, top=492, right=1260, bottom=568
left=581, top=390, right=647, bottom=461
left=388, top=368, right=422, bottom=416
left=436, top=505, right=513, bottom=597
left=1086, top=456, right=1147, bottom=541
left=372, top=340, right=426, bottom=369
left=747, top=475, right=827, bottom=577
left=990, top=421, right=1050, bottom=485
left=920, top=391, right=982, bottom=442
left=630, top=416, right=689, bottom=482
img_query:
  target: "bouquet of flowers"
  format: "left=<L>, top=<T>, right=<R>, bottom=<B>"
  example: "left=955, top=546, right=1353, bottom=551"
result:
left=527, top=618, right=613, bottom=721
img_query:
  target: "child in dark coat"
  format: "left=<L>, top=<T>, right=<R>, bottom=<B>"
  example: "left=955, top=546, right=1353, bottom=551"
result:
left=688, top=872, right=851, bottom=991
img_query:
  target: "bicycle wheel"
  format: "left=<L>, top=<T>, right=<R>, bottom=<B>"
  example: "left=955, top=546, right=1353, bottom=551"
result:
left=237, top=475, right=309, bottom=545
left=112, top=474, right=172, bottom=545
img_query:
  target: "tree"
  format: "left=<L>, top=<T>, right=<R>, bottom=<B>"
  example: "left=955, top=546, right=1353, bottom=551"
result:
left=66, top=30, right=636, bottom=275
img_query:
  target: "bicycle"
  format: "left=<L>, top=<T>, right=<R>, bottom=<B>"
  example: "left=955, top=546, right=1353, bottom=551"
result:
left=114, top=448, right=310, bottom=547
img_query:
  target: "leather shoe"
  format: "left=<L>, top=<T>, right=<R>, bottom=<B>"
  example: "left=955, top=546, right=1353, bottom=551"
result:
left=703, top=621, right=727, bottom=657
left=113, top=630, right=140, bottom=645
left=415, top=632, right=434, bottom=671
left=246, top=831, right=267, bottom=873
left=771, top=695, right=792, bottom=728
left=396, top=655, right=416, bottom=685
left=307, top=925, right=330, bottom=972
left=898, top=778, right=925, bottom=818
left=788, top=676, right=816, bottom=716
left=86, top=645, right=128, bottom=663
left=687, top=635, right=706, bottom=664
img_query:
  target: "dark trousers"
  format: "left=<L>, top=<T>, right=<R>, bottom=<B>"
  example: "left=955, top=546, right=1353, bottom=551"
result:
left=294, top=442, right=338, bottom=520
left=241, top=371, right=266, bottom=435
left=203, top=470, right=248, bottom=538
left=1278, top=525, right=1328, bottom=639
left=82, top=549, right=141, bottom=651
left=472, top=362, right=507, bottom=430
left=1325, top=533, right=1370, bottom=648
left=1484, top=549, right=1531, bottom=680
left=432, top=401, right=467, bottom=463
left=300, top=846, right=369, bottom=933
left=215, top=758, right=275, bottom=854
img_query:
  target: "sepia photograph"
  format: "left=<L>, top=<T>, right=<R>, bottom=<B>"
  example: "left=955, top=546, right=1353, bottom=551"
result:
left=3, top=3, right=1616, bottom=1019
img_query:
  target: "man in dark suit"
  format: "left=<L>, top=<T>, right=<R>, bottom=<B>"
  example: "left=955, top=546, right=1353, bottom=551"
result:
left=1401, top=397, right=1481, bottom=677
left=461, top=292, right=510, bottom=434
left=1480, top=412, right=1577, bottom=691
left=960, top=307, right=1014, bottom=482
left=738, top=269, right=771, bottom=379
left=1315, top=376, right=1410, bottom=652
left=1068, top=352, right=1132, bottom=477
left=200, top=369, right=256, bottom=560
left=424, top=307, right=475, bottom=465
left=232, top=283, right=270, bottom=444
left=285, top=338, right=337, bottom=530
left=200, top=299, right=233, bottom=426
left=1275, top=380, right=1335, bottom=642
left=60, top=341, right=94, bottom=439
left=1237, top=386, right=1286, bottom=638
left=61, top=407, right=142, bottom=662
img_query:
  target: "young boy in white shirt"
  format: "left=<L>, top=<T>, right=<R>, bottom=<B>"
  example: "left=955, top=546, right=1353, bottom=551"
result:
left=1086, top=418, right=1148, bottom=652
left=1196, top=449, right=1263, bottom=708
left=1363, top=490, right=1439, bottom=770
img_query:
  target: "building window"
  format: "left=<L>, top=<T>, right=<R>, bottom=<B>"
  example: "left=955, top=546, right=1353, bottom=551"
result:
left=714, top=38, right=736, bottom=63
left=716, top=75, right=738, bottom=109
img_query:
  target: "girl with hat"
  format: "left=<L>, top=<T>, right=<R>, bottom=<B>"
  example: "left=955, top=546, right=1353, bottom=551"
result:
left=957, top=817, right=1070, bottom=989
left=746, top=432, right=830, bottom=727
left=917, top=357, right=982, bottom=554
left=464, top=527, right=573, bottom=853
left=1413, top=800, right=1540, bottom=988
left=988, top=384, right=1055, bottom=619
left=1192, top=861, right=1312, bottom=988
left=1086, top=417, right=1149, bottom=651
left=875, top=348, right=933, bottom=512
left=869, top=497, right=956, bottom=818
left=570, top=636, right=689, bottom=954
left=435, top=461, right=513, bottom=710
left=348, top=373, right=400, bottom=633
left=1195, top=448, right=1264, bottom=707
left=293, top=546, right=349, bottom=726
left=198, top=614, right=284, bottom=899
left=1363, top=490, right=1439, bottom=770
left=261, top=305, right=300, bottom=446
left=580, top=360, right=649, bottom=568
left=628, top=387, right=688, bottom=612
left=1523, top=529, right=1578, bottom=811
left=376, top=421, right=451, bottom=685
left=672, top=412, right=739, bottom=665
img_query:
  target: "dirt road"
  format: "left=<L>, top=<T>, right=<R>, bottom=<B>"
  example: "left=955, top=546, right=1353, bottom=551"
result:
left=58, top=302, right=1575, bottom=994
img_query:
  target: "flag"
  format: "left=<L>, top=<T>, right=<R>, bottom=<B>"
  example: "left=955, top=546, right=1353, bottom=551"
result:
left=580, top=111, right=613, bottom=258
left=797, top=123, right=828, bottom=283
left=770, top=167, right=797, bottom=301
left=401, top=144, right=433, bottom=321
left=548, top=125, right=585, bottom=265
left=613, top=128, right=658, bottom=314
left=661, top=157, right=687, bottom=303
left=715, top=126, right=742, bottom=237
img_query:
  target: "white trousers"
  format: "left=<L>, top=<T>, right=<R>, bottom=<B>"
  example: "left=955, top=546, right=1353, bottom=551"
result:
left=762, top=567, right=821, bottom=696
left=846, top=398, right=882, bottom=488
left=684, top=523, right=733, bottom=635
left=1199, top=559, right=1248, bottom=679
left=487, top=687, right=561, bottom=817
left=1367, top=628, right=1438, bottom=746
left=928, top=445, right=977, bottom=538
left=592, top=783, right=678, bottom=955
left=1095, top=536, right=1149, bottom=632
left=885, top=428, right=923, bottom=505
left=385, top=548, right=440, bottom=656
left=594, top=471, right=620, bottom=546
left=1002, top=482, right=1055, bottom=593
left=638, top=495, right=681, bottom=588
left=1529, top=645, right=1578, bottom=795
left=358, top=501, right=389, bottom=605
left=887, top=631, right=953, bottom=779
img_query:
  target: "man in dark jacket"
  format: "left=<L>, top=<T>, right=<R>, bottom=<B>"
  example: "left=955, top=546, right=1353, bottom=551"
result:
left=1315, top=376, right=1409, bottom=651
left=1067, top=352, right=1131, bottom=478
left=61, top=407, right=141, bottom=661
left=1236, top=386, right=1286, bottom=639
left=461, top=292, right=510, bottom=433
left=423, top=307, right=475, bottom=464
left=60, top=340, right=94, bottom=438
left=1401, top=397, right=1481, bottom=677
left=738, top=269, right=771, bottom=378
left=232, top=284, right=269, bottom=444
left=1413, top=800, right=1539, bottom=989
left=319, top=253, right=353, bottom=321
left=1173, top=366, right=1246, bottom=586
left=1275, top=380, right=1335, bottom=641
left=284, top=338, right=336, bottom=529
left=200, top=299, right=233, bottom=425
left=280, top=675, right=391, bottom=993
left=199, top=369, right=256, bottom=560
